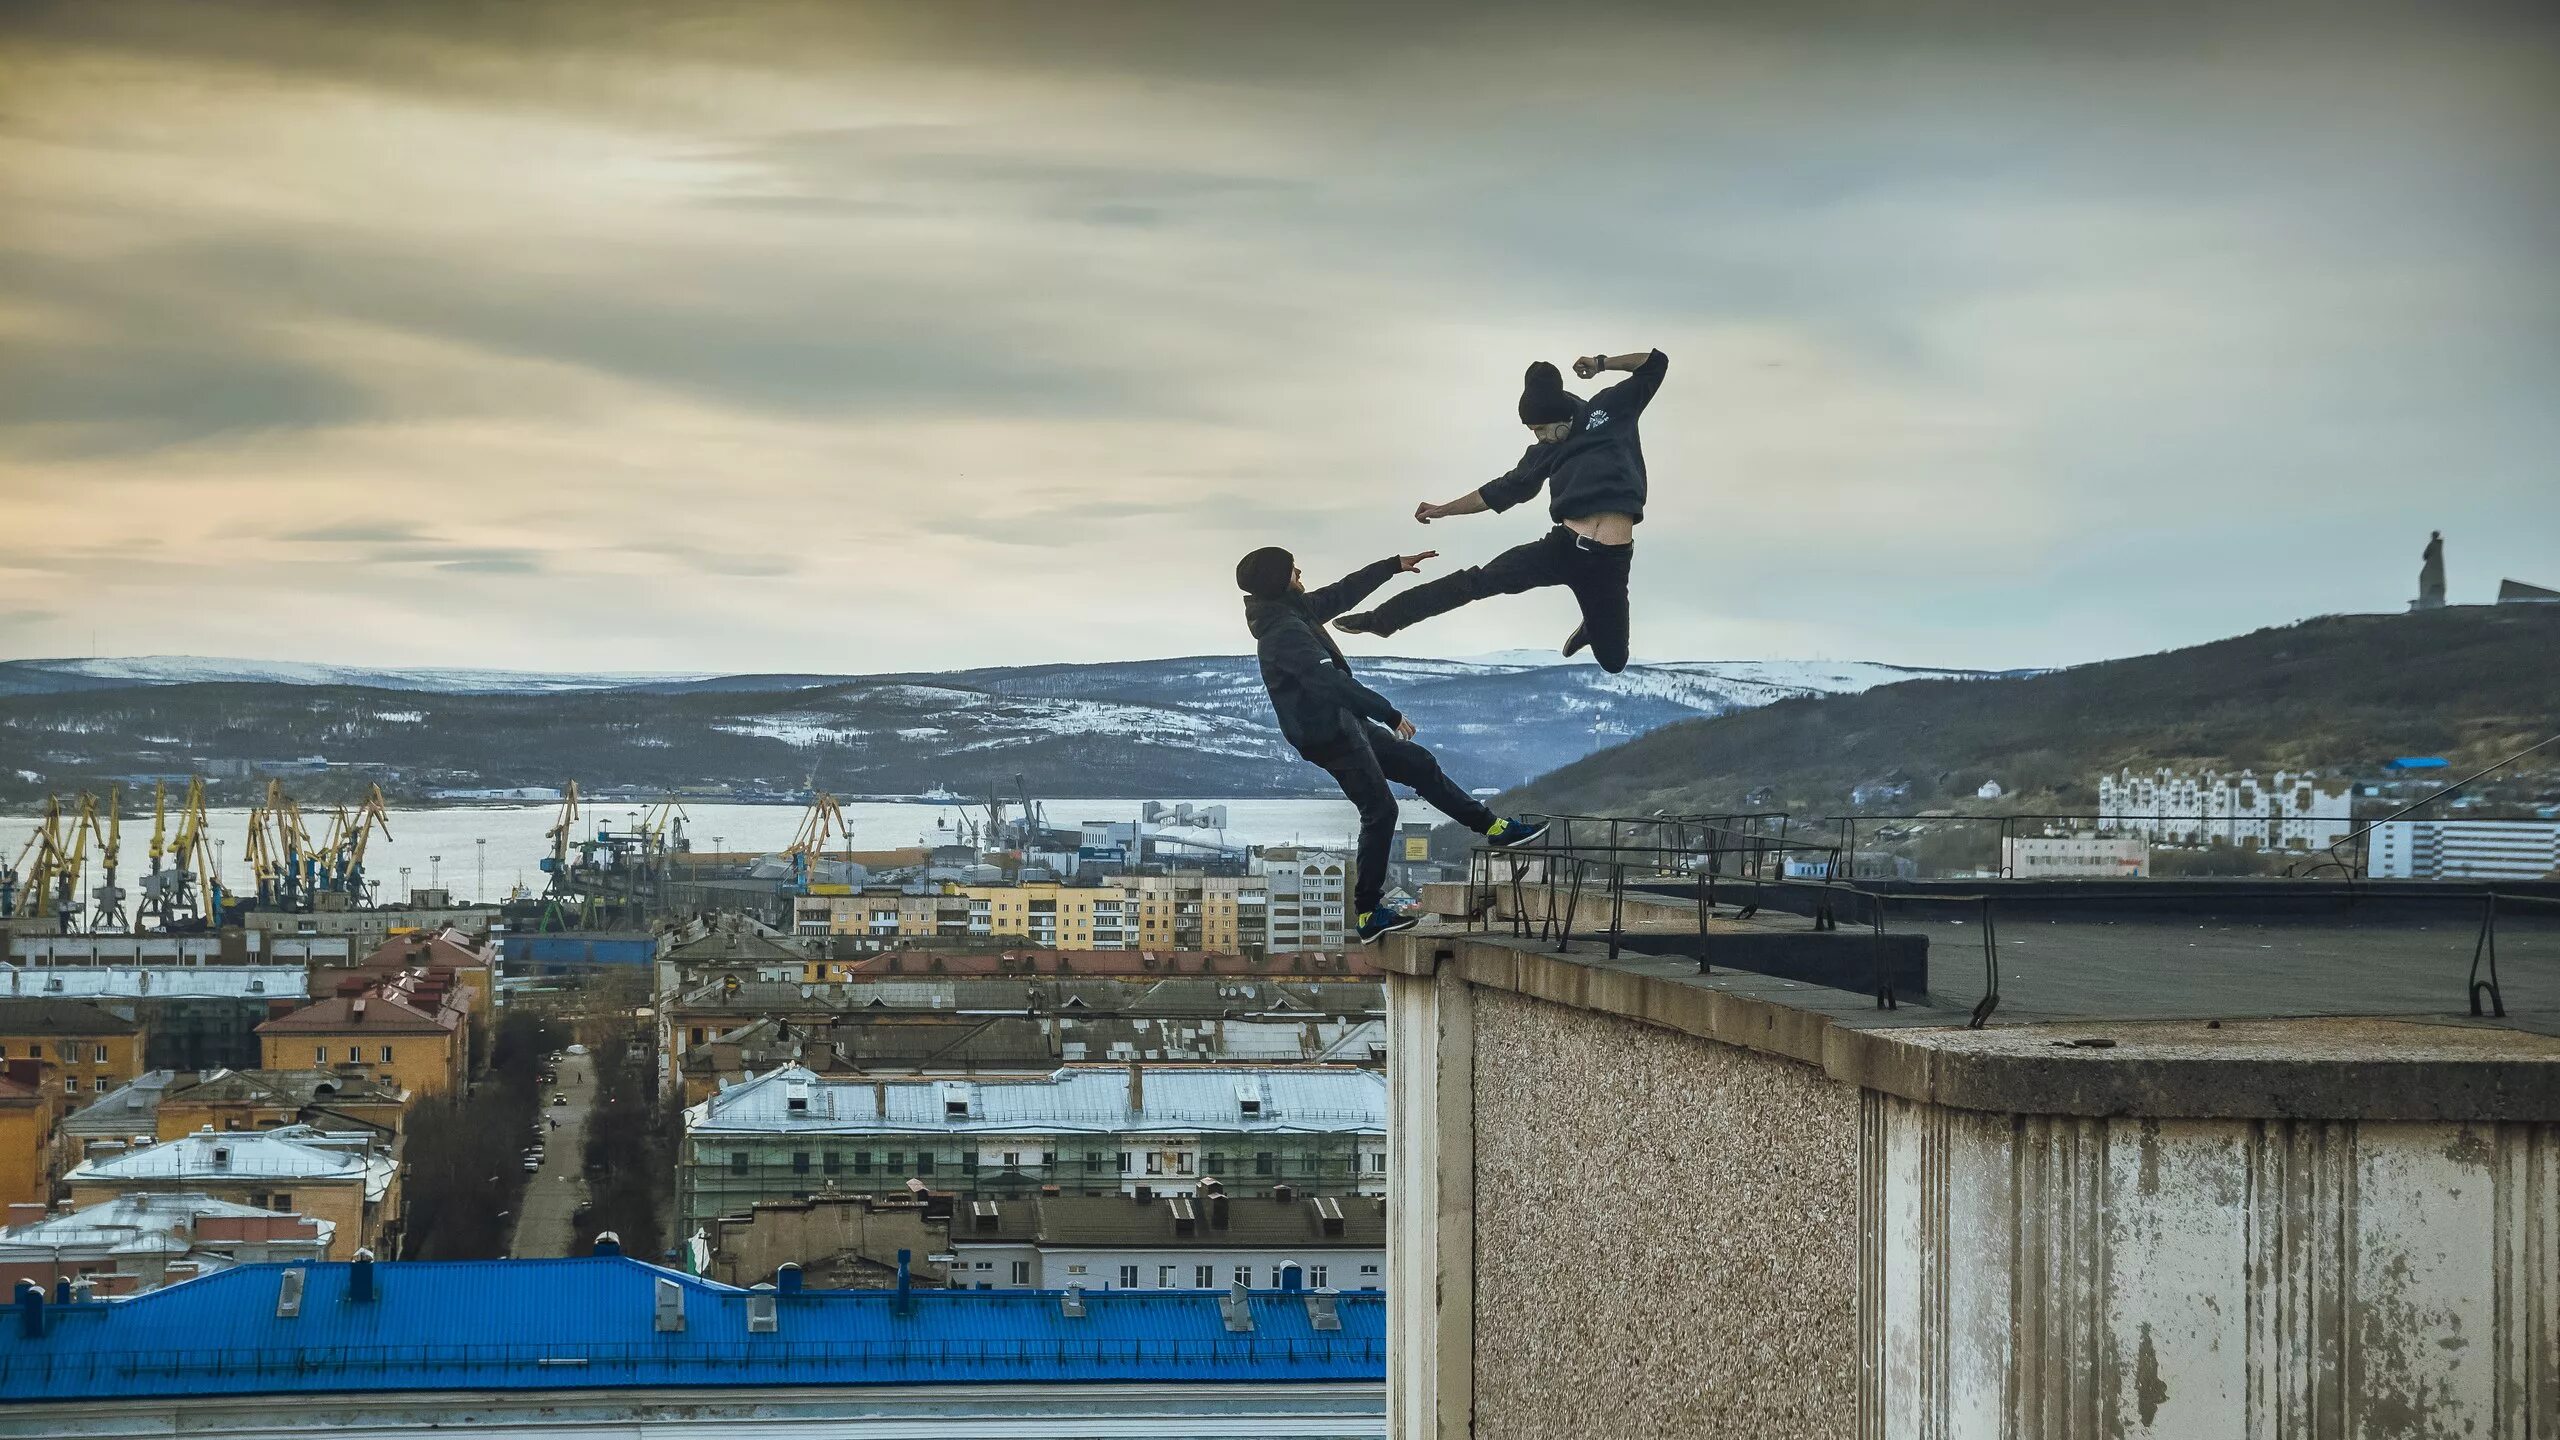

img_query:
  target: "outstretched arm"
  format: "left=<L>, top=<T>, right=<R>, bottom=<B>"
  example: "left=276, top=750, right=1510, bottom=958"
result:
left=1575, top=348, right=1669, bottom=416
left=1572, top=351, right=1657, bottom=378
left=1299, top=557, right=1400, bottom=621
left=1304, top=552, right=1438, bottom=617
left=1467, top=441, right=1563, bottom=517
left=1414, top=491, right=1490, bottom=525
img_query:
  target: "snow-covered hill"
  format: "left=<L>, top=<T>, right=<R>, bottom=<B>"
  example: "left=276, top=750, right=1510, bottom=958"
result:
left=0, top=656, right=710, bottom=696
left=0, top=650, right=2001, bottom=799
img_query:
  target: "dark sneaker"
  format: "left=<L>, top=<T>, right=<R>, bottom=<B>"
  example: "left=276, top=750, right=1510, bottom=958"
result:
left=1355, top=904, right=1422, bottom=944
left=1484, top=816, right=1550, bottom=849
left=1563, top=622, right=1589, bottom=658
left=1332, top=612, right=1386, bottom=637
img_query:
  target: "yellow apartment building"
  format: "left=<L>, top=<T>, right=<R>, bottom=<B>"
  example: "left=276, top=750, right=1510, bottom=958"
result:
left=0, top=1070, right=56, bottom=1209
left=793, top=877, right=1267, bottom=956
left=64, top=1127, right=398, bottom=1261
left=0, top=1000, right=147, bottom=1105
left=255, top=976, right=467, bottom=1102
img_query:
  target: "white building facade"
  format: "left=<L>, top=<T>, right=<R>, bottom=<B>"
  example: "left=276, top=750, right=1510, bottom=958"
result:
left=1999, top=833, right=2149, bottom=878
left=680, top=1066, right=1389, bottom=1232
left=946, top=1191, right=1384, bottom=1293
left=1255, top=849, right=1348, bottom=953
left=2094, top=767, right=2353, bottom=851
left=2369, top=819, right=2560, bottom=880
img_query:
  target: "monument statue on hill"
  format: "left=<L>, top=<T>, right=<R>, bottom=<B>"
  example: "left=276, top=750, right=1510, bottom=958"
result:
left=2412, top=530, right=2445, bottom=611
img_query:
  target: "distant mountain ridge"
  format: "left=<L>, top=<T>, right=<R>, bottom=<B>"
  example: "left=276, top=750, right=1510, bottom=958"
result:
left=0, top=652, right=1994, bottom=801
left=1501, top=607, right=2560, bottom=819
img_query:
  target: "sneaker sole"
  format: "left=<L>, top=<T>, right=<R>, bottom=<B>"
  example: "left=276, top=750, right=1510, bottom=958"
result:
left=1358, top=916, right=1422, bottom=944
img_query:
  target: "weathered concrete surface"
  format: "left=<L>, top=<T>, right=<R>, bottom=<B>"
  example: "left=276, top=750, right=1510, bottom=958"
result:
left=1871, top=1095, right=2560, bottom=1438
left=1470, top=986, right=1861, bottom=1439
left=1393, top=931, right=2560, bottom=1122
left=1384, top=930, right=2560, bottom=1439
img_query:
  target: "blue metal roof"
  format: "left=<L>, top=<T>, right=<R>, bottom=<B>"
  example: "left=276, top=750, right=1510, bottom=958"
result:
left=0, top=1256, right=1384, bottom=1403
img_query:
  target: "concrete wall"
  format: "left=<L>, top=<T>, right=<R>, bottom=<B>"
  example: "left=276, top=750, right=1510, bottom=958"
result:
left=1472, top=987, right=1861, bottom=1439
left=1385, top=930, right=2560, bottom=1440
left=1871, top=1097, right=2560, bottom=1439
left=1388, top=963, right=1860, bottom=1440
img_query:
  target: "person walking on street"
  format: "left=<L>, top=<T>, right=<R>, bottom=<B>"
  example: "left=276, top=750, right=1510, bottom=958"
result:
left=1333, top=349, right=1668, bottom=672
left=1238, top=545, right=1548, bottom=943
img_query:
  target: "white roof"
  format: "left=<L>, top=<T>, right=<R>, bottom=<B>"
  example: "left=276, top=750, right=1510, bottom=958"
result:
left=0, top=966, right=304, bottom=1000
left=0, top=1192, right=335, bottom=1258
left=66, top=1129, right=395, bottom=1201
left=689, top=1064, right=1385, bottom=1138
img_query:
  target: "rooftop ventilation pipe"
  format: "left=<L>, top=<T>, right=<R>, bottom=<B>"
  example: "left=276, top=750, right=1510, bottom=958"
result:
left=49, top=1279, right=69, bottom=1305
left=15, top=1282, right=41, bottom=1340
left=349, top=1248, right=376, bottom=1302
left=1060, top=1282, right=1085, bottom=1318
left=593, top=1231, right=622, bottom=1258
left=1220, top=1280, right=1254, bottom=1334
left=894, top=1249, right=912, bottom=1317
left=274, top=1267, right=305, bottom=1319
left=777, top=1263, right=803, bottom=1295
left=1127, top=1063, right=1144, bottom=1114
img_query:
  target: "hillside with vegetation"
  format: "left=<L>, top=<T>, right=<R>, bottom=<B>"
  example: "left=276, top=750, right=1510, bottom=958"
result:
left=1502, top=607, right=2560, bottom=823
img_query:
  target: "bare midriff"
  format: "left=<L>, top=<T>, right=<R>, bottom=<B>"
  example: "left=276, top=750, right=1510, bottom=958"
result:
left=1563, top=512, right=1637, bottom=546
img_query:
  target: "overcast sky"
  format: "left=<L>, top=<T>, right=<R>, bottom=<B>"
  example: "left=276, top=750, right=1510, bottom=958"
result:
left=2, top=1, right=2554, bottom=676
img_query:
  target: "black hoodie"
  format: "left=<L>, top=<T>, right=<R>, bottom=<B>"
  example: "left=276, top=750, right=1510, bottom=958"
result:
left=1243, top=558, right=1404, bottom=759
left=1479, top=348, right=1669, bottom=524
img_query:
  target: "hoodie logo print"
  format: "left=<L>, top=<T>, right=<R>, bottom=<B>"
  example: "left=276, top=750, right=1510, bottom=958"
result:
left=1584, top=409, right=1610, bottom=431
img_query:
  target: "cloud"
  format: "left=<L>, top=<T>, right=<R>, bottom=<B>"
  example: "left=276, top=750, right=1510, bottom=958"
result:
left=0, top=1, right=2553, bottom=675
left=285, top=522, right=430, bottom=544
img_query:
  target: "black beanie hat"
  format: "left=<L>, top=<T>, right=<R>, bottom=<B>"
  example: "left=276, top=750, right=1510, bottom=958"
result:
left=1235, top=546, right=1295, bottom=598
left=1518, top=361, right=1576, bottom=425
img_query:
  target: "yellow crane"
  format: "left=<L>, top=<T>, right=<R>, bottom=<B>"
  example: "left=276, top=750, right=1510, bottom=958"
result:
left=543, top=780, right=584, bottom=882
left=243, top=779, right=314, bottom=908
left=170, top=776, right=217, bottom=927
left=786, top=791, right=854, bottom=892
left=6, top=796, right=69, bottom=921
left=137, top=779, right=211, bottom=930
left=317, top=783, right=394, bottom=902
left=81, top=785, right=127, bottom=931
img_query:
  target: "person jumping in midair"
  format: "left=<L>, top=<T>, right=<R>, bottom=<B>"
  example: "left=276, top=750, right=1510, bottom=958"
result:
left=1333, top=349, right=1668, bottom=673
left=1237, top=546, right=1549, bottom=943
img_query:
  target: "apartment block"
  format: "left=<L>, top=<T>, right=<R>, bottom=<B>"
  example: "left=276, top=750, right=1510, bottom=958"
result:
left=679, top=1065, right=1387, bottom=1232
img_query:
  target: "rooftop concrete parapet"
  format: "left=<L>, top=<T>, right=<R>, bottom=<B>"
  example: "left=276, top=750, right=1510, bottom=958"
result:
left=1382, top=923, right=2560, bottom=1439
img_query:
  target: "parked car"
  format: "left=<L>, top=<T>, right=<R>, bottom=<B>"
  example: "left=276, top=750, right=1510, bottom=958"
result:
left=550, top=1095, right=568, bottom=1107
left=522, top=1156, right=541, bottom=1172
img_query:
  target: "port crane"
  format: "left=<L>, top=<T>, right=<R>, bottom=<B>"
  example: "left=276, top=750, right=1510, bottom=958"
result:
left=512, top=782, right=684, bottom=931
left=81, top=786, right=128, bottom=932
left=314, top=784, right=395, bottom=904
left=243, top=780, right=317, bottom=910
left=135, top=778, right=220, bottom=931
left=4, top=796, right=76, bottom=926
left=784, top=791, right=854, bottom=893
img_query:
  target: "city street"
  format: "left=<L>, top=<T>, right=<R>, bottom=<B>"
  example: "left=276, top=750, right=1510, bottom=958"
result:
left=507, top=1048, right=593, bottom=1258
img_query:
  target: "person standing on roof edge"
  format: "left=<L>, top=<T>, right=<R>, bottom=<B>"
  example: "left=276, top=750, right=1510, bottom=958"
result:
left=1237, top=546, right=1549, bottom=944
left=1332, top=348, right=1668, bottom=673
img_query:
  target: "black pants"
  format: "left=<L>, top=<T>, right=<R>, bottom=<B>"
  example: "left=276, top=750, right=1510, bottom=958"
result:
left=1361, top=525, right=1634, bottom=672
left=1306, top=725, right=1497, bottom=913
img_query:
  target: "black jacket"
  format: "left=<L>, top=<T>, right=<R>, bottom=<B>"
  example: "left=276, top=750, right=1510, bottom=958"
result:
left=1244, top=559, right=1404, bottom=759
left=1480, top=349, right=1669, bottom=524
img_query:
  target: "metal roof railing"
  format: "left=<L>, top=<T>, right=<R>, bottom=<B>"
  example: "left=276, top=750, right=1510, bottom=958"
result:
left=1465, top=813, right=2559, bottom=1030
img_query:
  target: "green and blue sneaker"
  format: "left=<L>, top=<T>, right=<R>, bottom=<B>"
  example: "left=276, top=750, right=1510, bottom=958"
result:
left=1484, top=816, right=1550, bottom=849
left=1355, top=904, right=1422, bottom=944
